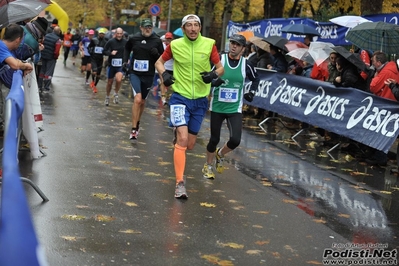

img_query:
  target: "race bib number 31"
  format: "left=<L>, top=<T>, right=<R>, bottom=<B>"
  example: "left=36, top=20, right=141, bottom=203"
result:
left=170, top=104, right=186, bottom=126
left=219, top=88, right=239, bottom=103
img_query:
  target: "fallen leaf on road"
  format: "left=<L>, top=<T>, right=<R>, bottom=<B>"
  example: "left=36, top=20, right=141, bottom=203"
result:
left=246, top=250, right=263, bottom=255
left=61, top=214, right=86, bottom=221
left=158, top=161, right=171, bottom=166
left=253, top=211, right=269, bottom=214
left=217, top=241, right=244, bottom=249
left=262, top=181, right=272, bottom=186
left=92, top=193, right=116, bottom=200
left=125, top=202, right=138, bottom=207
left=338, top=213, right=350, bottom=218
left=350, top=171, right=372, bottom=176
left=252, top=225, right=263, bottom=228
left=255, top=240, right=270, bottom=245
left=283, top=199, right=298, bottom=204
left=99, top=160, right=113, bottom=164
left=119, top=229, right=141, bottom=234
left=61, top=236, right=84, bottom=241
left=200, top=254, right=234, bottom=266
left=94, top=214, right=116, bottom=222
left=380, top=190, right=392, bottom=195
left=144, top=172, right=161, bottom=176
left=306, top=260, right=323, bottom=265
left=200, top=202, right=216, bottom=208
left=313, top=218, right=327, bottom=224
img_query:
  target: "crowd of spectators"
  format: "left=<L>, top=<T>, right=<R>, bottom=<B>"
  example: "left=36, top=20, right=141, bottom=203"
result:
left=242, top=36, right=399, bottom=167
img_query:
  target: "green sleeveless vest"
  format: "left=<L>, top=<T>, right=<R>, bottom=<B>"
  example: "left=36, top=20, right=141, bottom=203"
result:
left=170, top=34, right=215, bottom=99
left=209, top=54, right=246, bottom=113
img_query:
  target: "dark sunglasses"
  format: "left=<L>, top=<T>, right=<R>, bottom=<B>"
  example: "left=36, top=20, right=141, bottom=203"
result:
left=230, top=41, right=242, bottom=46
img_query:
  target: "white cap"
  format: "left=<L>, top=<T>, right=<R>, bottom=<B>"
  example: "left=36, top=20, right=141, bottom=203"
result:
left=181, top=14, right=201, bottom=26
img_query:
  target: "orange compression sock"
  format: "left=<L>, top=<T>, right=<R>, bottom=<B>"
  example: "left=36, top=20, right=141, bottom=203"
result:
left=174, top=144, right=187, bottom=183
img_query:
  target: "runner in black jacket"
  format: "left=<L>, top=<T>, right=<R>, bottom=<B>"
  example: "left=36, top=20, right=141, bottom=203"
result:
left=124, top=19, right=164, bottom=142
left=88, top=28, right=108, bottom=93
left=102, top=27, right=127, bottom=106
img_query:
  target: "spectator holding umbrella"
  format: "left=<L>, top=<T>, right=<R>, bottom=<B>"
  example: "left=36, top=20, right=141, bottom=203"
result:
left=267, top=45, right=288, bottom=73
left=364, top=51, right=399, bottom=166
left=333, top=56, right=367, bottom=91
left=327, top=52, right=340, bottom=83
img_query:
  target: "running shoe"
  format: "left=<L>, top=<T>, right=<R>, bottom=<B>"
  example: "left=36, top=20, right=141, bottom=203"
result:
left=92, top=85, right=98, bottom=93
left=63, top=60, right=66, bottom=66
left=113, top=94, right=119, bottom=104
left=215, top=147, right=224, bottom=173
left=202, top=163, right=215, bottom=179
left=129, top=130, right=138, bottom=142
left=85, top=79, right=89, bottom=85
left=104, top=97, right=109, bottom=106
left=90, top=81, right=95, bottom=88
left=174, top=181, right=187, bottom=199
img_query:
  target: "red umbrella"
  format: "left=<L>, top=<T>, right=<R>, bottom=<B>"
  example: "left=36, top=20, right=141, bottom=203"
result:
left=284, top=41, right=308, bottom=52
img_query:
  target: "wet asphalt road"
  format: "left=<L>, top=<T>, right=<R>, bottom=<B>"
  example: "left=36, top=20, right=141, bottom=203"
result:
left=14, top=58, right=399, bottom=265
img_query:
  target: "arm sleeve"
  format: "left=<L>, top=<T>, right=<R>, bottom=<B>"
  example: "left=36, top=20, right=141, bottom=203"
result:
left=161, top=44, right=173, bottom=62
left=246, top=62, right=259, bottom=91
left=210, top=45, right=220, bottom=65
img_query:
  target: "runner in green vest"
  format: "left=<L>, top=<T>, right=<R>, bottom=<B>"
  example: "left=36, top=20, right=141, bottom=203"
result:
left=155, top=14, right=224, bottom=199
left=202, top=34, right=260, bottom=179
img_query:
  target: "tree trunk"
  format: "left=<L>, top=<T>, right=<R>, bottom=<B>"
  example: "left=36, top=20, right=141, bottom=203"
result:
left=203, top=0, right=217, bottom=37
left=289, top=0, right=300, bottom=18
left=221, top=0, right=234, bottom=51
left=241, top=0, right=250, bottom=22
left=264, top=0, right=285, bottom=19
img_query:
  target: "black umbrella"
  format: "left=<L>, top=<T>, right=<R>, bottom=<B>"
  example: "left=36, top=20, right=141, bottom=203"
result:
left=0, top=0, right=51, bottom=29
left=263, top=36, right=288, bottom=51
left=332, top=46, right=368, bottom=71
left=152, top=27, right=167, bottom=37
left=281, top=24, right=320, bottom=36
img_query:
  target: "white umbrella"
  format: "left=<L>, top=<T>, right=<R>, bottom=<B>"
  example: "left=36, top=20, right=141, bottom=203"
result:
left=308, top=41, right=334, bottom=65
left=329, top=15, right=371, bottom=28
left=287, top=48, right=314, bottom=65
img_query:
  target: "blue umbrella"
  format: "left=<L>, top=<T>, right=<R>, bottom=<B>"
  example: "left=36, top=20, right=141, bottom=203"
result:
left=281, top=24, right=320, bottom=36
left=173, top=27, right=183, bottom=37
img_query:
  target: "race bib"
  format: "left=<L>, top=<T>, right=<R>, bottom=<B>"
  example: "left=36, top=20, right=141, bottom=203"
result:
left=133, top=59, right=149, bottom=72
left=218, top=88, right=239, bottom=103
left=64, top=41, right=71, bottom=46
left=73, top=40, right=78, bottom=45
left=170, top=104, right=186, bottom=126
left=111, top=58, right=122, bottom=67
left=94, top=46, right=103, bottom=54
